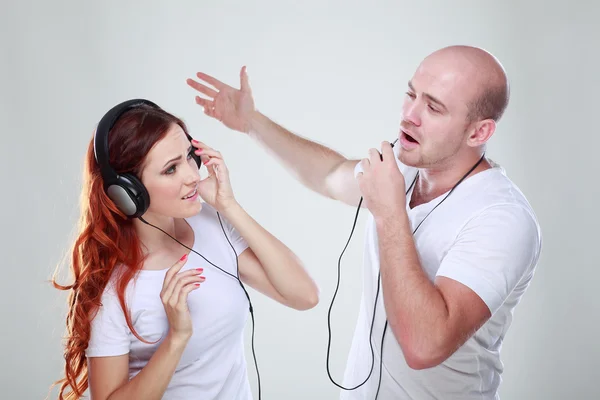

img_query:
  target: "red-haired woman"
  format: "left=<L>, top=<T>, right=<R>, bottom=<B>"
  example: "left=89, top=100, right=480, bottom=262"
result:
left=51, top=101, right=319, bottom=400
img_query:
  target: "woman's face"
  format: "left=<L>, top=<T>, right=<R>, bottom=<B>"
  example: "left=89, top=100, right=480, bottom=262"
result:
left=140, top=124, right=202, bottom=219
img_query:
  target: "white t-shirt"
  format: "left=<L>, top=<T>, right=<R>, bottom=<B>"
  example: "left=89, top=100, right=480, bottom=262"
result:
left=344, top=150, right=542, bottom=399
left=86, top=203, right=253, bottom=400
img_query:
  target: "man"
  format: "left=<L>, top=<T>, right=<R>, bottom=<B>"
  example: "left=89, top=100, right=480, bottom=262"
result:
left=186, top=45, right=542, bottom=400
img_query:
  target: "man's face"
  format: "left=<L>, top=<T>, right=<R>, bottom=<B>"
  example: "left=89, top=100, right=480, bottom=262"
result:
left=397, top=56, right=479, bottom=168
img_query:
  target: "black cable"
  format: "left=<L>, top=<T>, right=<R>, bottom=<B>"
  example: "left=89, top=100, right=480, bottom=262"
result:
left=325, top=195, right=379, bottom=390
left=326, top=147, right=485, bottom=399
left=139, top=212, right=261, bottom=400
left=216, top=212, right=261, bottom=400
left=325, top=164, right=415, bottom=393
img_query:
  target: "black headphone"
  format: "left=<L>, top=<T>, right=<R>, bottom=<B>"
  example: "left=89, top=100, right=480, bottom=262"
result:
left=93, top=99, right=202, bottom=218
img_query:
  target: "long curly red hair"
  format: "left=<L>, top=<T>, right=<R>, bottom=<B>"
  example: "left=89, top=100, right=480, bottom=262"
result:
left=50, top=104, right=189, bottom=399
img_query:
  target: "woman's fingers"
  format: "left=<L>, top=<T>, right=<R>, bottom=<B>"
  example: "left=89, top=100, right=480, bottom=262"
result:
left=177, top=281, right=203, bottom=310
left=191, top=140, right=220, bottom=155
left=161, top=264, right=203, bottom=304
left=162, top=254, right=188, bottom=293
left=169, top=274, right=206, bottom=307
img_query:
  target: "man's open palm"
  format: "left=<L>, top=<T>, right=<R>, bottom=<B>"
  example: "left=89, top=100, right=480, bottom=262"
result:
left=186, top=66, right=255, bottom=133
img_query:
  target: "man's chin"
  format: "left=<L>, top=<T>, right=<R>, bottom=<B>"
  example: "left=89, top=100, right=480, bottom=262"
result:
left=397, top=149, right=421, bottom=167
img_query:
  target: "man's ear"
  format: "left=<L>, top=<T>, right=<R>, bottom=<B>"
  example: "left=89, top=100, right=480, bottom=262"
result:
left=467, top=119, right=496, bottom=147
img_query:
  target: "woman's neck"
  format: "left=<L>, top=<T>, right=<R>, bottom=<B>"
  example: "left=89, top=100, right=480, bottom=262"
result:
left=134, top=214, right=183, bottom=255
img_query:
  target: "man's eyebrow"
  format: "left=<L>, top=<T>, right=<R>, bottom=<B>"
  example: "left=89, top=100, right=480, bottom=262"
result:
left=408, top=80, right=448, bottom=111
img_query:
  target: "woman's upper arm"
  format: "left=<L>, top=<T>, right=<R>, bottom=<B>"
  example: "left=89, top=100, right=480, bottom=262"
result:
left=237, top=248, right=289, bottom=306
left=88, top=355, right=130, bottom=400
left=86, top=286, right=132, bottom=399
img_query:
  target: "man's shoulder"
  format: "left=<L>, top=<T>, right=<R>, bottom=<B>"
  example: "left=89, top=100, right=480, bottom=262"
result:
left=459, top=165, right=541, bottom=244
left=476, top=162, right=538, bottom=219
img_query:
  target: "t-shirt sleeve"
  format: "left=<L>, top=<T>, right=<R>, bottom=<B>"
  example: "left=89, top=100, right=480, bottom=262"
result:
left=435, top=204, right=542, bottom=316
left=85, top=284, right=131, bottom=357
left=221, top=214, right=250, bottom=256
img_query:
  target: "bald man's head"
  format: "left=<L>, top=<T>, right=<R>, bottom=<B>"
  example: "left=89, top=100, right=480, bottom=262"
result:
left=397, top=45, right=510, bottom=168
left=423, top=45, right=510, bottom=123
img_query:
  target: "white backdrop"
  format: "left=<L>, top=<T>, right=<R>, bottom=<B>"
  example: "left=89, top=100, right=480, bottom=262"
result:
left=1, top=1, right=598, bottom=399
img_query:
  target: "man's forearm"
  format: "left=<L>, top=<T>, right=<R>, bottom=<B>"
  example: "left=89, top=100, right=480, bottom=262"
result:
left=375, top=213, right=451, bottom=368
left=249, top=111, right=347, bottom=196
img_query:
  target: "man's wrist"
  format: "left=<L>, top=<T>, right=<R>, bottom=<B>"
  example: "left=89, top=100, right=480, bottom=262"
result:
left=375, top=206, right=410, bottom=231
left=249, top=110, right=273, bottom=138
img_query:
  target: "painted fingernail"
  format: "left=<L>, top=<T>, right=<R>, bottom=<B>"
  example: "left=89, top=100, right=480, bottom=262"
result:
left=180, top=254, right=187, bottom=261
left=195, top=148, right=203, bottom=152
left=196, top=268, right=203, bottom=272
left=195, top=283, right=201, bottom=286
left=192, top=139, right=199, bottom=143
left=203, top=159, right=209, bottom=164
left=199, top=277, right=206, bottom=281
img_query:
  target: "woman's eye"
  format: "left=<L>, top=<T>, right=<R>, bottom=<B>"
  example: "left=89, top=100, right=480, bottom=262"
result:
left=165, top=165, right=176, bottom=175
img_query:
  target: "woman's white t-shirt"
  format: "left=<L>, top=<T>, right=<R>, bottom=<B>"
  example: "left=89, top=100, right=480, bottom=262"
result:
left=86, top=203, right=252, bottom=399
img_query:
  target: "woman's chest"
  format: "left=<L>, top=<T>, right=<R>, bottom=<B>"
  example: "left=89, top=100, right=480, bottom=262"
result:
left=126, top=265, right=250, bottom=366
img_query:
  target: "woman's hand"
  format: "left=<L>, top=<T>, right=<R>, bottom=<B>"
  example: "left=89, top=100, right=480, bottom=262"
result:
left=192, top=139, right=239, bottom=213
left=160, top=254, right=205, bottom=342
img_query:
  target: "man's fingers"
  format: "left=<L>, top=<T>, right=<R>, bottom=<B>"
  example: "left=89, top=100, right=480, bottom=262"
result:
left=195, top=72, right=228, bottom=90
left=359, top=158, right=371, bottom=175
left=204, top=104, right=217, bottom=119
left=186, top=79, right=217, bottom=99
left=368, top=148, right=383, bottom=163
left=381, top=141, right=395, bottom=161
left=194, top=96, right=213, bottom=109
left=240, top=66, right=252, bottom=93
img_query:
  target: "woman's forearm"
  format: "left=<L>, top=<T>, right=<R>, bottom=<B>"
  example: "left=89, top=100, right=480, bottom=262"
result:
left=221, top=202, right=319, bottom=308
left=107, top=332, right=189, bottom=400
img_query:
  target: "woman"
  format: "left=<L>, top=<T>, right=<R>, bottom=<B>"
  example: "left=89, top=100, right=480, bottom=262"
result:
left=51, top=100, right=319, bottom=400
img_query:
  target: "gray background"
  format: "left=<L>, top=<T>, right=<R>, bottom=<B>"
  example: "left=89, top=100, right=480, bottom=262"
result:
left=1, top=0, right=598, bottom=399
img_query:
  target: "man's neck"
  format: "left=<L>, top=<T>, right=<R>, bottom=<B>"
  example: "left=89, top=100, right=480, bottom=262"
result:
left=413, top=152, right=490, bottom=206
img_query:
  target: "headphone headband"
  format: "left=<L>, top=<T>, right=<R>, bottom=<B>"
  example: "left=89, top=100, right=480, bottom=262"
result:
left=93, top=99, right=159, bottom=185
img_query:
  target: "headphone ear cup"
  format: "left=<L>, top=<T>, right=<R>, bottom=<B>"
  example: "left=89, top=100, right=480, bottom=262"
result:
left=191, top=151, right=202, bottom=170
left=186, top=133, right=202, bottom=170
left=105, top=173, right=150, bottom=218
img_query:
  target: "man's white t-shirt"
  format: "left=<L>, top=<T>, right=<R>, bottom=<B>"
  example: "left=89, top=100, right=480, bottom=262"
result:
left=344, top=150, right=542, bottom=399
left=86, top=203, right=253, bottom=400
